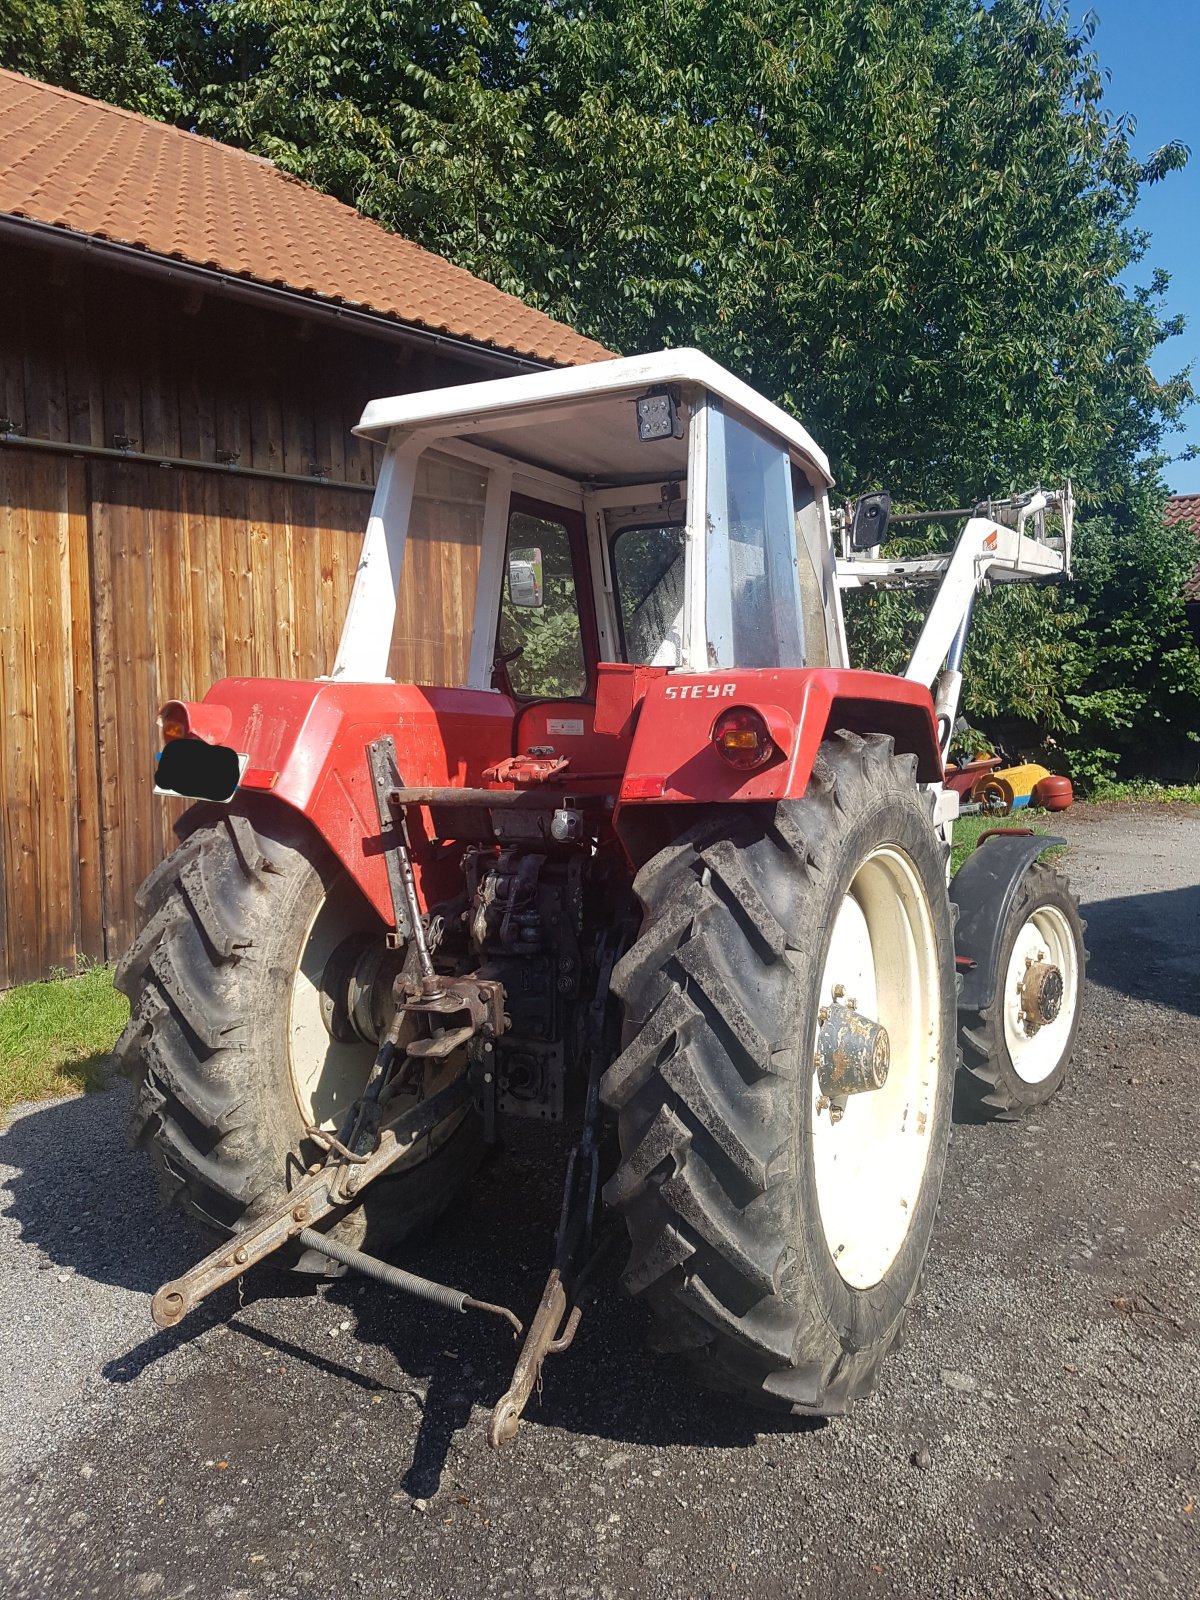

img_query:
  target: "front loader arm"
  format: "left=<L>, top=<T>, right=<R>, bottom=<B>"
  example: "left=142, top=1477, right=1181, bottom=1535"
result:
left=836, top=514, right=1067, bottom=688
left=901, top=515, right=1065, bottom=688
left=835, top=484, right=1073, bottom=757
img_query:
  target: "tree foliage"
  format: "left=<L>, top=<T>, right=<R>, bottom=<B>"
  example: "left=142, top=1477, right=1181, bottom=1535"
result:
left=5, top=0, right=1196, bottom=781
left=0, top=0, right=182, bottom=117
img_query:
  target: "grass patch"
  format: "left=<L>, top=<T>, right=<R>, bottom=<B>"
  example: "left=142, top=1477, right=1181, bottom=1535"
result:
left=0, top=962, right=129, bottom=1117
left=951, top=811, right=1051, bottom=876
left=1085, top=779, right=1200, bottom=806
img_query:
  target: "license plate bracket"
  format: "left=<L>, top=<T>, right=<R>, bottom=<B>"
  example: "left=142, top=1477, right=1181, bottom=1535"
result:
left=154, top=741, right=248, bottom=803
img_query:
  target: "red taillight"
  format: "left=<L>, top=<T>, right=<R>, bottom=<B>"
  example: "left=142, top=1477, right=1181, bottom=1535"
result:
left=712, top=708, right=774, bottom=771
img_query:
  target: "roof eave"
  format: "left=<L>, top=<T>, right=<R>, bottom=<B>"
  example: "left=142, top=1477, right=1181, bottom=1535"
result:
left=0, top=210, right=575, bottom=373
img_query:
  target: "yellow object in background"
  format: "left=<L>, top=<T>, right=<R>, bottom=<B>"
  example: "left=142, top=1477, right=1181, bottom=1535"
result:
left=970, top=763, right=1052, bottom=813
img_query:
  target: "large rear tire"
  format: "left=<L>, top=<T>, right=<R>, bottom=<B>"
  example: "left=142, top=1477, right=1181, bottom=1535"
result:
left=114, top=804, right=481, bottom=1265
left=601, top=731, right=957, bottom=1414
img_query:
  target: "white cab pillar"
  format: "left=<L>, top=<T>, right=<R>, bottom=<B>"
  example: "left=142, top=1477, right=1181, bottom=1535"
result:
left=331, top=433, right=423, bottom=681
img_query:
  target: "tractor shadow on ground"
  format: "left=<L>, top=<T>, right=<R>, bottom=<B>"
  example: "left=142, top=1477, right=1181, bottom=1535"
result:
left=306, top=1124, right=820, bottom=1495
left=1, top=1084, right=814, bottom=1496
left=1076, top=885, right=1200, bottom=1017
left=0, top=1070, right=193, bottom=1296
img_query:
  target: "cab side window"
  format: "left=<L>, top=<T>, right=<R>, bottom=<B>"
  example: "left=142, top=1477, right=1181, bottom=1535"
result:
left=611, top=523, right=686, bottom=666
left=497, top=510, right=587, bottom=698
left=792, top=466, right=832, bottom=667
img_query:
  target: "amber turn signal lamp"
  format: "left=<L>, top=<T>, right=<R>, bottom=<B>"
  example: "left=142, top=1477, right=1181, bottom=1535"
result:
left=712, top=707, right=774, bottom=771
left=157, top=700, right=233, bottom=746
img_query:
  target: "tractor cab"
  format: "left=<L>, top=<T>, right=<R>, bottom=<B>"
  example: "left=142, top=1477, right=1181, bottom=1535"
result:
left=334, top=350, right=848, bottom=705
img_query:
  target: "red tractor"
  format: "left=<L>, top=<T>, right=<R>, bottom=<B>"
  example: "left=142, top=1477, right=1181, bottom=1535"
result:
left=116, top=350, right=1085, bottom=1445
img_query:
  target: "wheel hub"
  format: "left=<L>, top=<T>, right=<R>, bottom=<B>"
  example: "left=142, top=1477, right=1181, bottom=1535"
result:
left=1018, top=958, right=1063, bottom=1033
left=816, top=996, right=890, bottom=1121
left=318, top=934, right=402, bottom=1046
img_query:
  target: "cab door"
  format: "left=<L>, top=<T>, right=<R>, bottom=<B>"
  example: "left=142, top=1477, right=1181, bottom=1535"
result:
left=495, top=495, right=599, bottom=702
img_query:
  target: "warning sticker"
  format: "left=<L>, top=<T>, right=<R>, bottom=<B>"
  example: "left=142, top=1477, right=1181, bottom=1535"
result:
left=546, top=717, right=585, bottom=737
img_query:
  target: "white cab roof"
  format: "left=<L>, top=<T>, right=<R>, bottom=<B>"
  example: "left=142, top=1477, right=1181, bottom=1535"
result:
left=354, top=347, right=833, bottom=486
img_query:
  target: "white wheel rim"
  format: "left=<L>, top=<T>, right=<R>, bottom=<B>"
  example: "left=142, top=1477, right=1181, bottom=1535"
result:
left=288, top=882, right=468, bottom=1167
left=1001, top=904, right=1079, bottom=1084
left=288, top=880, right=378, bottom=1131
left=811, top=846, right=943, bottom=1290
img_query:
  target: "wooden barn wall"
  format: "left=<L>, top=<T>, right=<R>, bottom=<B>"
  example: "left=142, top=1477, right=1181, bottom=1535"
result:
left=0, top=240, right=484, bottom=987
left=387, top=450, right=489, bottom=687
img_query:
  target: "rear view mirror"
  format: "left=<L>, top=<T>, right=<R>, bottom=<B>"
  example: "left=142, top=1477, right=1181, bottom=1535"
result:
left=507, top=547, right=544, bottom=608
left=851, top=492, right=891, bottom=551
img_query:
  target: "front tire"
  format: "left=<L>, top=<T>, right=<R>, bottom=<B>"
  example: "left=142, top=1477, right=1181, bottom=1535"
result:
left=114, top=804, right=481, bottom=1264
left=957, top=861, right=1085, bottom=1119
left=601, top=732, right=957, bottom=1414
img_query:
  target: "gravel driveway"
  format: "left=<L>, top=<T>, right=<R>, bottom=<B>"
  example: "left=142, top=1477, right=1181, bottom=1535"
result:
left=1, top=801, right=1197, bottom=1599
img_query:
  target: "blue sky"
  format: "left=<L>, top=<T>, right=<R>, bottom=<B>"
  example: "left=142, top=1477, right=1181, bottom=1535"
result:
left=1091, top=0, right=1199, bottom=492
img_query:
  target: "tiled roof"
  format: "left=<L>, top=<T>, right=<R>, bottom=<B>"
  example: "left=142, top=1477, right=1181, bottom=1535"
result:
left=0, top=69, right=612, bottom=368
left=1166, top=494, right=1200, bottom=535
left=1166, top=496, right=1200, bottom=602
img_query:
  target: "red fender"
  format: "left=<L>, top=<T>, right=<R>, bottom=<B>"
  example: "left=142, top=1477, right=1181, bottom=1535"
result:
left=167, top=679, right=517, bottom=922
left=613, top=667, right=942, bottom=840
left=161, top=668, right=940, bottom=922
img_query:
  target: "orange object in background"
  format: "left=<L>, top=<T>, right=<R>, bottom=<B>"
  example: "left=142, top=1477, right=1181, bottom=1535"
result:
left=970, top=773, right=1017, bottom=812
left=1033, top=774, right=1074, bottom=811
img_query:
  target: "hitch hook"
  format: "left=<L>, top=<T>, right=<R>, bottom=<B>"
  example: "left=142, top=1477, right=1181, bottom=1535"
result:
left=488, top=1268, right=572, bottom=1449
